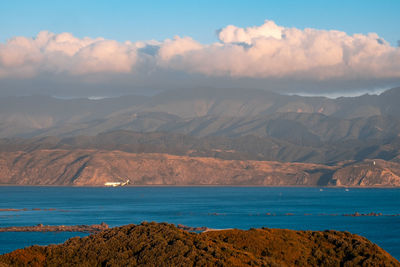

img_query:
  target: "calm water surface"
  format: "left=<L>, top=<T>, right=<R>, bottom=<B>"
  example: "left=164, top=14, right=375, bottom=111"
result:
left=0, top=186, right=399, bottom=259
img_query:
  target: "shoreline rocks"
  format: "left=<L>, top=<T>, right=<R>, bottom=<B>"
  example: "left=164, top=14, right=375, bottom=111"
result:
left=0, top=223, right=109, bottom=234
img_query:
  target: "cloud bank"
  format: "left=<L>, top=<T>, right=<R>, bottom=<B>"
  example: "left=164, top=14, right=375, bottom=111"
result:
left=1, top=20, right=399, bottom=96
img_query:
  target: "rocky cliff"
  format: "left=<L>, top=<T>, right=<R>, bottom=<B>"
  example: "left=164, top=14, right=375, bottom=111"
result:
left=1, top=149, right=399, bottom=186
left=330, top=159, right=400, bottom=186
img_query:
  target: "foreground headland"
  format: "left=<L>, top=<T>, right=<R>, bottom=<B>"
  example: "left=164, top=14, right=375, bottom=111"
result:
left=1, top=150, right=400, bottom=186
left=0, top=222, right=398, bottom=266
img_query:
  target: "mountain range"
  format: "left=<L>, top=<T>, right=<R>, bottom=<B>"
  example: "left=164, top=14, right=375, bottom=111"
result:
left=1, top=86, right=400, bottom=139
left=1, top=86, right=400, bottom=186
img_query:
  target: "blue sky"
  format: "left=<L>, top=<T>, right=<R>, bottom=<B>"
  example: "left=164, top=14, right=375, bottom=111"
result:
left=1, top=0, right=399, bottom=45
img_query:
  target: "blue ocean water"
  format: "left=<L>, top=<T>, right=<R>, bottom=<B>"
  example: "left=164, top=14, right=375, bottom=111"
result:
left=0, top=186, right=399, bottom=259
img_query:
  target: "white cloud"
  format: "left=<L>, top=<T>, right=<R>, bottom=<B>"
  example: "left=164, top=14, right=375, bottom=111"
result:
left=71, top=40, right=137, bottom=74
left=218, top=20, right=284, bottom=44
left=0, top=20, right=400, bottom=94
left=174, top=21, right=400, bottom=80
left=158, top=36, right=203, bottom=61
left=0, top=31, right=138, bottom=77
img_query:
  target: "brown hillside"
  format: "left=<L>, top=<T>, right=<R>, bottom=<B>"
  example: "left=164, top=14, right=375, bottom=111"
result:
left=1, top=150, right=400, bottom=186
left=0, top=222, right=398, bottom=266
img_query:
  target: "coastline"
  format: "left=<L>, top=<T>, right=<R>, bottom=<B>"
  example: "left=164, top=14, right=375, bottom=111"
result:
left=1, top=184, right=400, bottom=188
left=1, top=187, right=399, bottom=259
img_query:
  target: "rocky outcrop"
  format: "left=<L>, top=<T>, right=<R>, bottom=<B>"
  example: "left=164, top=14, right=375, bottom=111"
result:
left=0, top=150, right=400, bottom=186
left=0, top=223, right=109, bottom=234
left=329, top=159, right=400, bottom=186
left=0, top=222, right=398, bottom=266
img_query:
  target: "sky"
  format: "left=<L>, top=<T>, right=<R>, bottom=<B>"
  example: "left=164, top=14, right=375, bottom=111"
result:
left=1, top=0, right=400, bottom=97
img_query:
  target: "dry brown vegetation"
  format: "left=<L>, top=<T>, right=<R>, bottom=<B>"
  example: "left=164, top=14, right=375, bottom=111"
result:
left=0, top=222, right=398, bottom=266
left=1, top=149, right=400, bottom=186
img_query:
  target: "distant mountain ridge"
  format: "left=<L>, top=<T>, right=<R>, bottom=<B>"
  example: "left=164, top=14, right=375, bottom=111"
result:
left=1, top=87, right=400, bottom=138
left=1, top=130, right=400, bottom=164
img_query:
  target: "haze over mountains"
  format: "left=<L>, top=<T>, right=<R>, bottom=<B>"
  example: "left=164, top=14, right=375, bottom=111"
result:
left=2, top=87, right=400, bottom=156
left=2, top=86, right=400, bottom=138
left=1, top=87, right=400, bottom=186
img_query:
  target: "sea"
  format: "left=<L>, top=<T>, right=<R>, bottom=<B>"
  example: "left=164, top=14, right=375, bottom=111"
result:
left=0, top=186, right=399, bottom=259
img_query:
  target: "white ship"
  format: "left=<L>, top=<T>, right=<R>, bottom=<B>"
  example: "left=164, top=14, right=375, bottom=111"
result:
left=104, top=179, right=130, bottom=187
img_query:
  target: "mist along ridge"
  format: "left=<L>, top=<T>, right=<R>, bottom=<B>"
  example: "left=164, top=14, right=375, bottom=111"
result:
left=0, top=222, right=399, bottom=266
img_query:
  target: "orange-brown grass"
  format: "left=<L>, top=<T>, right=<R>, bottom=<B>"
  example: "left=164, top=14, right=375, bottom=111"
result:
left=0, top=222, right=399, bottom=266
